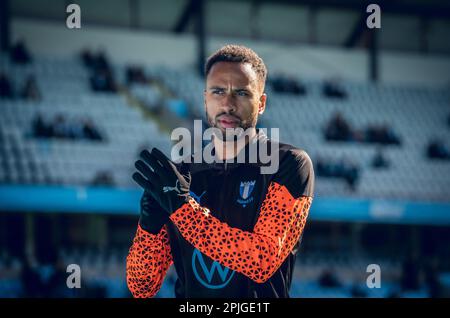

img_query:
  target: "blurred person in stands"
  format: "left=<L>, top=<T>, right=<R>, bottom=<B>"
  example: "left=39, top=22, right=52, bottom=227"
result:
left=32, top=113, right=52, bottom=138
left=82, top=118, right=103, bottom=141
left=52, top=114, right=73, bottom=139
left=316, top=155, right=359, bottom=190
left=81, top=48, right=111, bottom=71
left=325, top=112, right=353, bottom=141
left=0, top=72, right=14, bottom=99
left=340, top=157, right=359, bottom=190
left=91, top=170, right=115, bottom=187
left=127, top=45, right=314, bottom=298
left=269, top=73, right=306, bottom=95
left=372, top=147, right=390, bottom=169
left=10, top=39, right=32, bottom=64
left=90, top=68, right=117, bottom=93
left=81, top=48, right=117, bottom=93
left=126, top=65, right=149, bottom=85
left=365, top=123, right=401, bottom=145
left=316, top=155, right=327, bottom=176
left=21, top=74, right=42, bottom=102
left=70, top=118, right=86, bottom=140
left=427, top=138, right=450, bottom=160
left=318, top=268, right=342, bottom=288
left=322, top=77, right=347, bottom=99
left=94, top=49, right=111, bottom=72
left=80, top=48, right=95, bottom=68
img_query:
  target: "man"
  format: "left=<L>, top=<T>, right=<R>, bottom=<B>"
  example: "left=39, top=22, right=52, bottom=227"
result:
left=127, top=45, right=314, bottom=298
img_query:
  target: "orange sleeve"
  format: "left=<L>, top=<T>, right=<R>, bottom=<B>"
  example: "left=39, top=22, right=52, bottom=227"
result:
left=169, top=181, right=312, bottom=283
left=126, top=224, right=173, bottom=298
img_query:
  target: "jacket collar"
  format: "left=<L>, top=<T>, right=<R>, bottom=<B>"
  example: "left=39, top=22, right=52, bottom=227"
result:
left=188, top=129, right=272, bottom=171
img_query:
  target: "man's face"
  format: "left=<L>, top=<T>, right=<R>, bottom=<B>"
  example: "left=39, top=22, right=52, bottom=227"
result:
left=204, top=62, right=266, bottom=139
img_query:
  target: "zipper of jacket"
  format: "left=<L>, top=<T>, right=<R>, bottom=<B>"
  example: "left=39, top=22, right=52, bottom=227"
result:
left=218, top=160, right=228, bottom=216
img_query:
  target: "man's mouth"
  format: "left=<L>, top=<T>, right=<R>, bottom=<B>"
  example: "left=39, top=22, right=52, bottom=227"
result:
left=217, top=115, right=240, bottom=129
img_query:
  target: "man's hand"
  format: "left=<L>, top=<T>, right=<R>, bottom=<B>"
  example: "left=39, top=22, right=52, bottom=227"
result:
left=139, top=190, right=169, bottom=234
left=133, top=148, right=191, bottom=215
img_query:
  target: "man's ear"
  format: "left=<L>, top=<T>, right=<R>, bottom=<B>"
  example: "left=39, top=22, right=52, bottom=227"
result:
left=203, top=90, right=207, bottom=111
left=258, top=93, right=267, bottom=114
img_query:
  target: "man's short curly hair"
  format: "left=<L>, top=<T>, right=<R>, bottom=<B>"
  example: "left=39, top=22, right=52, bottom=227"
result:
left=205, top=45, right=267, bottom=91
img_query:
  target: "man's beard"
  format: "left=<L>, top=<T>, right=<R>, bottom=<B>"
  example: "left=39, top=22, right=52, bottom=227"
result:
left=205, top=109, right=258, bottom=142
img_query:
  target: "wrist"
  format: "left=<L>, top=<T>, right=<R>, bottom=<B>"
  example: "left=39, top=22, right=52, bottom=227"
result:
left=139, top=213, right=168, bottom=234
left=165, top=193, right=192, bottom=216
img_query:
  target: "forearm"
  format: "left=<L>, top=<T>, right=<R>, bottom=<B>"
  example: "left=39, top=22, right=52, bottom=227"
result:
left=126, top=224, right=173, bottom=298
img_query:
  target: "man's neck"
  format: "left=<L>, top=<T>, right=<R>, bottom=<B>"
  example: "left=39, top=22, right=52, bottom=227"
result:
left=213, top=128, right=257, bottom=161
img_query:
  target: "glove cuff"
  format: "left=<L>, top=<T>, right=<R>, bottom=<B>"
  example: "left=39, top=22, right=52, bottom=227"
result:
left=167, top=193, right=192, bottom=216
left=139, top=214, right=167, bottom=235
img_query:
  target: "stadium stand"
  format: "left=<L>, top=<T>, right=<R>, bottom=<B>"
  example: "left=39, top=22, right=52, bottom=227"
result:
left=0, top=53, right=173, bottom=188
left=2, top=55, right=449, bottom=201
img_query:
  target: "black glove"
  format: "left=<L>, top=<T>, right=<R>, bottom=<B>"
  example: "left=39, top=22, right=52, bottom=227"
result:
left=133, top=148, right=191, bottom=215
left=139, top=190, right=169, bottom=234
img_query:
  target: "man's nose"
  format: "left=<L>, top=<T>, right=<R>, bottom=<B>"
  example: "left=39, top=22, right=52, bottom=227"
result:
left=221, top=93, right=237, bottom=113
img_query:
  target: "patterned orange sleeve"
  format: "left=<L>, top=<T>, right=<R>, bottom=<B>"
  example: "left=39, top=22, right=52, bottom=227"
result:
left=126, top=224, right=173, bottom=298
left=169, top=181, right=313, bottom=283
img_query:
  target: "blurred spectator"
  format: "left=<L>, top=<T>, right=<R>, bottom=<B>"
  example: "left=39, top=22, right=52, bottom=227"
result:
left=325, top=112, right=353, bottom=141
left=32, top=113, right=52, bottom=138
left=325, top=113, right=401, bottom=146
left=21, top=75, right=42, bottom=102
left=10, top=40, right=32, bottom=64
left=94, top=50, right=111, bottom=72
left=126, top=65, right=149, bottom=85
left=70, top=118, right=86, bottom=139
left=80, top=48, right=95, bottom=68
left=365, top=124, right=401, bottom=145
left=53, top=114, right=73, bottom=139
left=0, top=72, right=14, bottom=98
left=340, top=157, right=359, bottom=190
left=269, top=73, right=306, bottom=95
left=81, top=48, right=111, bottom=71
left=31, top=113, right=103, bottom=142
left=91, top=171, right=115, bottom=187
left=322, top=78, right=347, bottom=99
left=83, top=118, right=103, bottom=141
left=318, top=269, right=342, bottom=288
left=81, top=48, right=117, bottom=93
left=90, top=68, right=117, bottom=92
left=427, top=139, right=450, bottom=160
left=317, top=155, right=360, bottom=190
left=372, top=147, right=390, bottom=169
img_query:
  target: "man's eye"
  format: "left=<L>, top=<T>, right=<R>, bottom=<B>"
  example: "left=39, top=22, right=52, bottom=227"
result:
left=237, top=91, right=248, bottom=97
left=213, top=90, right=224, bottom=95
